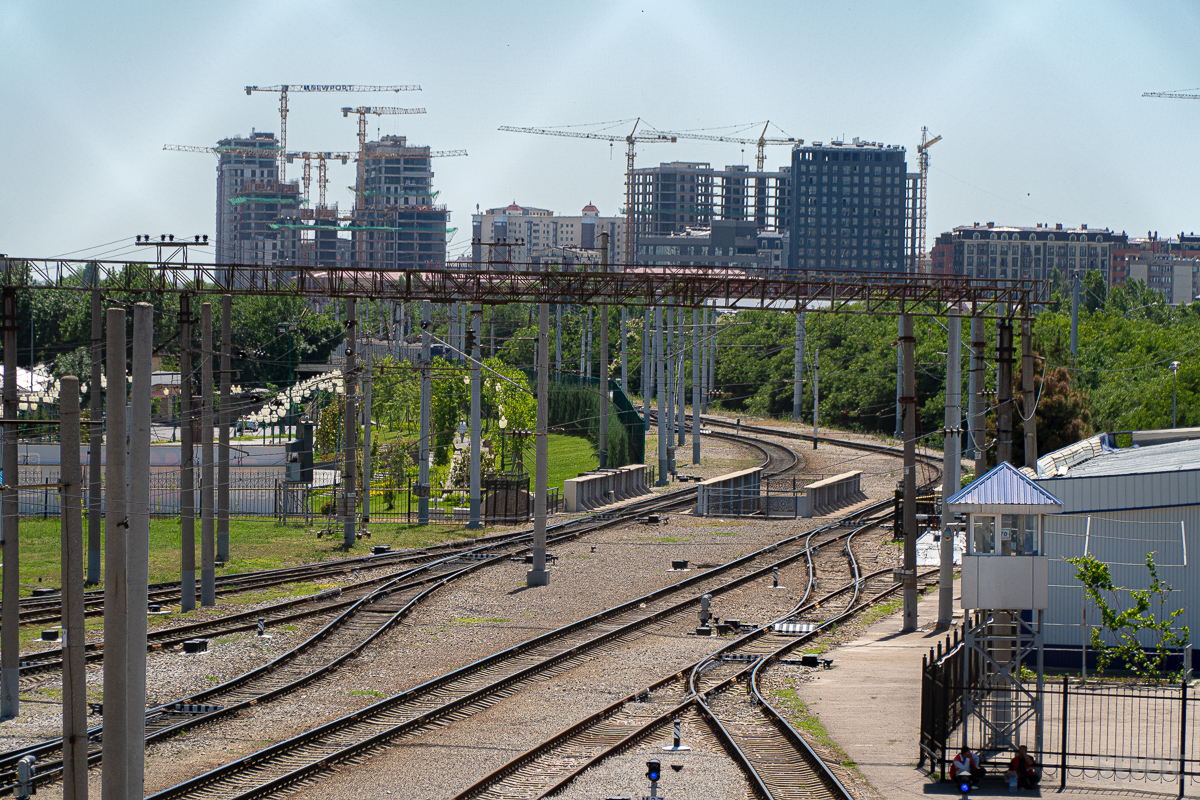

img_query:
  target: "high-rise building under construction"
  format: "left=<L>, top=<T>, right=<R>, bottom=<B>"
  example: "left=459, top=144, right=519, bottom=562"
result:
left=214, top=131, right=284, bottom=264
left=789, top=140, right=910, bottom=272
left=630, top=161, right=793, bottom=239
left=351, top=135, right=449, bottom=270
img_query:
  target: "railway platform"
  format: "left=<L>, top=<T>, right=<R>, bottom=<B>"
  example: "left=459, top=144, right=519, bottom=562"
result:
left=798, top=580, right=1184, bottom=799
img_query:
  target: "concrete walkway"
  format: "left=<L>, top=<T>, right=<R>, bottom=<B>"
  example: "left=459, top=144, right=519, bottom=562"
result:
left=798, top=581, right=1188, bottom=799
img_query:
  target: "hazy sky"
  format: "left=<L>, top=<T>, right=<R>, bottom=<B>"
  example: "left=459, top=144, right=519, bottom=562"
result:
left=3, top=0, right=1198, bottom=263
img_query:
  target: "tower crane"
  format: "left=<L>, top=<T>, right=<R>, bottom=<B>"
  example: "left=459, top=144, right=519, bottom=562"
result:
left=649, top=121, right=800, bottom=229
left=165, top=144, right=350, bottom=207
left=1143, top=89, right=1200, bottom=101
left=654, top=120, right=799, bottom=171
left=244, top=83, right=421, bottom=180
left=341, top=106, right=427, bottom=211
left=498, top=119, right=676, bottom=263
left=916, top=127, right=942, bottom=273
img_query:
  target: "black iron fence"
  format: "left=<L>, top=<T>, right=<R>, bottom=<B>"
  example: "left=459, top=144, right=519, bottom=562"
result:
left=921, top=627, right=1200, bottom=793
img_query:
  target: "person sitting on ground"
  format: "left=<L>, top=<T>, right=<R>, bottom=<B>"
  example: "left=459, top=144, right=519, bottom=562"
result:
left=1007, top=744, right=1040, bottom=789
left=949, top=745, right=985, bottom=786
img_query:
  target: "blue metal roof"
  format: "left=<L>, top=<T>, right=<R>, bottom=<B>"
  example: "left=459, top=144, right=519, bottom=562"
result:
left=946, top=461, right=1063, bottom=510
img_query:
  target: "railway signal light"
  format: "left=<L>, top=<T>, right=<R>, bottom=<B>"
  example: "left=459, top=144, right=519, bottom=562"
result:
left=466, top=328, right=476, bottom=353
left=959, top=779, right=971, bottom=797
left=645, top=758, right=660, bottom=782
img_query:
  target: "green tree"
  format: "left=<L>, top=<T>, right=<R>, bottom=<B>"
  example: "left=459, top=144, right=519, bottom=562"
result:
left=1066, top=552, right=1190, bottom=681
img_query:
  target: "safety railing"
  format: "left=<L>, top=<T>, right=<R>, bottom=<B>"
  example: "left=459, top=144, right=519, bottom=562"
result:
left=563, top=465, right=651, bottom=512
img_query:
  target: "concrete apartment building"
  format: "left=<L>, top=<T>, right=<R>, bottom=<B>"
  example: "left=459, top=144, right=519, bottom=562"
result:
left=470, top=203, right=624, bottom=266
left=352, top=135, right=449, bottom=270
left=629, top=161, right=793, bottom=237
left=789, top=140, right=910, bottom=272
left=940, top=222, right=1123, bottom=284
left=215, top=131, right=284, bottom=264
left=1126, top=254, right=1200, bottom=304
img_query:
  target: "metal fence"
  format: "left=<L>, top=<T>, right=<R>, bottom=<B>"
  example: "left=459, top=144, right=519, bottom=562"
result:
left=921, top=632, right=1200, bottom=793
left=13, top=469, right=558, bottom=528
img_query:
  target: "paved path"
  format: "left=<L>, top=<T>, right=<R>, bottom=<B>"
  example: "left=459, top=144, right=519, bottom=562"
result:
left=798, top=580, right=1188, bottom=799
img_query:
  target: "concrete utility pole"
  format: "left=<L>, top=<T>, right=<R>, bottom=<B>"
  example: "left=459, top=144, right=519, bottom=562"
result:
left=642, top=308, right=650, bottom=426
left=970, top=312, right=986, bottom=478
left=812, top=348, right=820, bottom=449
left=555, top=303, right=562, bottom=373
left=179, top=295, right=195, bottom=612
left=792, top=311, right=805, bottom=421
left=418, top=301, right=431, bottom=525
left=1070, top=276, right=1080, bottom=360
left=692, top=307, right=700, bottom=465
left=894, top=315, right=904, bottom=440
left=468, top=304, right=482, bottom=529
left=363, top=340, right=373, bottom=533
left=217, top=295, right=231, bottom=564
left=200, top=303, right=215, bottom=607
left=708, top=310, right=716, bottom=411
left=527, top=302, right=550, bottom=587
left=700, top=307, right=709, bottom=414
left=599, top=232, right=610, bottom=469
left=102, top=306, right=128, bottom=797
left=620, top=306, right=629, bottom=396
left=343, top=298, right=358, bottom=548
left=1021, top=313, right=1036, bottom=469
left=1, top=289, right=17, bottom=721
left=900, top=313, right=918, bottom=632
left=127, top=302, right=152, bottom=794
left=88, top=287, right=102, bottom=585
left=939, top=308, right=962, bottom=630
left=59, top=376, right=87, bottom=800
left=662, top=303, right=672, bottom=484
left=997, top=318, right=1014, bottom=466
left=676, top=309, right=685, bottom=449
left=598, top=303, right=609, bottom=469
left=586, top=307, right=593, bottom=379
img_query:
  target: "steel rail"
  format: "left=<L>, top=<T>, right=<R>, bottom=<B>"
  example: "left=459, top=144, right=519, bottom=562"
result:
left=453, top=513, right=859, bottom=799
left=459, top=518, right=899, bottom=800
left=143, top=503, right=870, bottom=799
left=3, top=430, right=783, bottom=795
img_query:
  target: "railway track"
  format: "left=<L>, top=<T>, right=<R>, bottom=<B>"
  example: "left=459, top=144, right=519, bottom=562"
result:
left=1, top=426, right=789, bottom=794
left=453, top=504, right=910, bottom=800
left=452, top=417, right=947, bottom=800
left=140, top=499, right=890, bottom=799
left=8, top=417, right=936, bottom=797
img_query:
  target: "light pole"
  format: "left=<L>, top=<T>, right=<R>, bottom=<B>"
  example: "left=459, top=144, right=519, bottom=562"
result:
left=1171, top=361, right=1181, bottom=428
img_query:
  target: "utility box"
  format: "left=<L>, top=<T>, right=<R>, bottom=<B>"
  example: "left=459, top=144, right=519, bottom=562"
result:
left=946, top=461, right=1062, bottom=612
left=285, top=418, right=315, bottom=483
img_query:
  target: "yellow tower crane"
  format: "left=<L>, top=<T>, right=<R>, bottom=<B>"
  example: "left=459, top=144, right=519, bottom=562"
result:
left=244, top=84, right=420, bottom=181
left=498, top=119, right=676, bottom=263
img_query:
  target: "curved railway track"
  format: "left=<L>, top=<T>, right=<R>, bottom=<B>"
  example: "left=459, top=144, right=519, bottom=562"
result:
left=8, top=417, right=939, bottom=797
left=139, top=501, right=892, bottom=799
left=1, top=427, right=786, bottom=793
left=452, top=502, right=918, bottom=800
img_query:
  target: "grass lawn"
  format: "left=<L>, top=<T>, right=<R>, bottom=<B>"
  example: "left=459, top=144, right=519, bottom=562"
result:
left=545, top=433, right=597, bottom=493
left=7, top=517, right=476, bottom=598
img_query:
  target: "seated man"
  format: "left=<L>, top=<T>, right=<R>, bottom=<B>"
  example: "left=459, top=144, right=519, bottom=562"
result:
left=1007, top=744, right=1040, bottom=789
left=949, top=745, right=985, bottom=786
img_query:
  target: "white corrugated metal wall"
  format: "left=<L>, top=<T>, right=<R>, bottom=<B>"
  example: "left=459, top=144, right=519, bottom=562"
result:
left=1037, top=470, right=1200, bottom=658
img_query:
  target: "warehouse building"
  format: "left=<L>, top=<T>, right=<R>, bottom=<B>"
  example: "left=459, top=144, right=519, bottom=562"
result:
left=1029, top=430, right=1200, bottom=668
